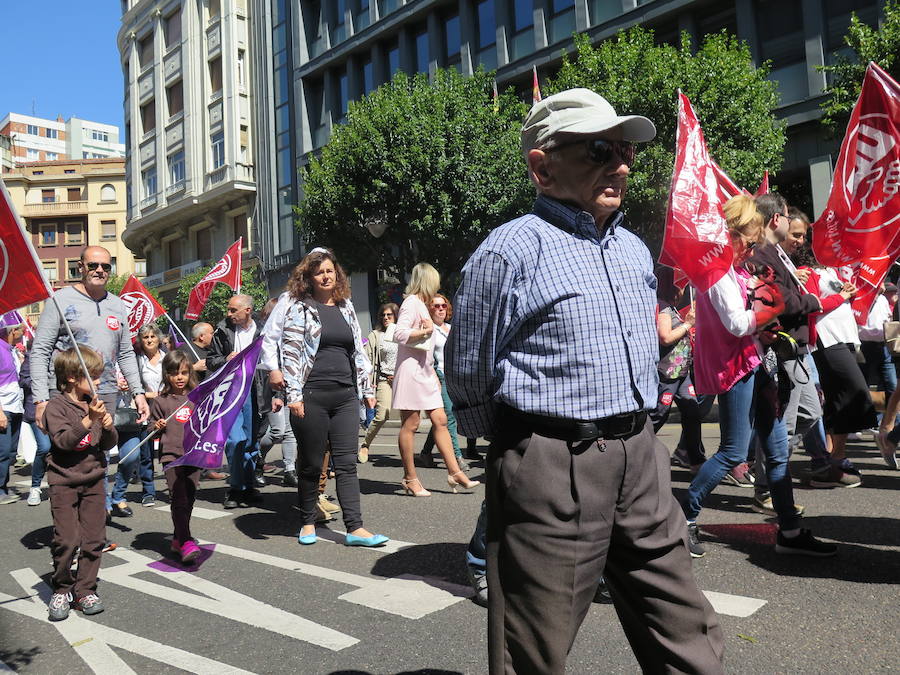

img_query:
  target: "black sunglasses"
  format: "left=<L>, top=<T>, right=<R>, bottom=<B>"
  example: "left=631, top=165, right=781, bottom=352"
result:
left=83, top=262, right=112, bottom=272
left=549, top=138, right=636, bottom=167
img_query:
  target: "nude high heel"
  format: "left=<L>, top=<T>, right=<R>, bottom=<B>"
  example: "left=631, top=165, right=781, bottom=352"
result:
left=447, top=471, right=481, bottom=493
left=402, top=477, right=431, bottom=497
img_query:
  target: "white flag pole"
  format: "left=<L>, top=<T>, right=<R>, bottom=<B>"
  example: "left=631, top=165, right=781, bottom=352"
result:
left=162, top=312, right=199, bottom=360
left=118, top=403, right=191, bottom=462
left=0, top=178, right=98, bottom=398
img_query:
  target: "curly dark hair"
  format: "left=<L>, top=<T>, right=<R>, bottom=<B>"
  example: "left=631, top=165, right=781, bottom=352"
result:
left=287, top=248, right=351, bottom=303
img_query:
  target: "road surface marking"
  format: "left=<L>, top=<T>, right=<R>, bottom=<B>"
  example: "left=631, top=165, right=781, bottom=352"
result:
left=4, top=568, right=256, bottom=674
left=154, top=503, right=233, bottom=520
left=703, top=590, right=767, bottom=617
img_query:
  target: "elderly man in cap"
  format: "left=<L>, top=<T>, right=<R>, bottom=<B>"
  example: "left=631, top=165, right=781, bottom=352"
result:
left=446, top=89, right=724, bottom=674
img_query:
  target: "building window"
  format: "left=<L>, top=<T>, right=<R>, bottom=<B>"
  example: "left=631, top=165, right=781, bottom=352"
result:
left=27, top=124, right=38, bottom=135
left=331, top=0, right=347, bottom=45
left=139, top=33, right=154, bottom=69
left=443, top=13, right=461, bottom=66
left=196, top=227, right=213, bottom=261
left=39, top=224, right=57, bottom=246
left=169, top=150, right=186, bottom=184
left=164, top=10, right=182, bottom=48
left=141, top=99, right=156, bottom=135
left=208, top=0, right=220, bottom=19
left=387, top=40, right=400, bottom=78
left=377, top=0, right=398, bottom=18
left=167, top=238, right=182, bottom=268
left=414, top=26, right=429, bottom=73
left=33, top=170, right=44, bottom=176
left=548, top=0, right=576, bottom=44
left=211, top=132, right=225, bottom=168
left=338, top=68, right=349, bottom=119
left=42, top=260, right=58, bottom=282
left=167, top=80, right=184, bottom=117
left=756, top=0, right=807, bottom=103
left=91, top=129, right=110, bottom=142
left=234, top=213, right=248, bottom=245
left=65, top=222, right=84, bottom=246
left=67, top=187, right=81, bottom=202
left=209, top=56, right=223, bottom=93
left=64, top=169, right=75, bottom=174
left=142, top=167, right=158, bottom=198
left=101, top=220, right=117, bottom=240
left=27, top=149, right=40, bottom=160
left=363, top=59, right=374, bottom=94
left=237, top=49, right=246, bottom=88
left=42, top=189, right=55, bottom=203
left=46, top=152, right=58, bottom=161
left=66, top=258, right=81, bottom=281
left=134, top=259, right=147, bottom=276
left=514, top=0, right=534, bottom=32
left=46, top=128, right=58, bottom=139
left=110, top=257, right=118, bottom=275
left=100, top=184, right=117, bottom=201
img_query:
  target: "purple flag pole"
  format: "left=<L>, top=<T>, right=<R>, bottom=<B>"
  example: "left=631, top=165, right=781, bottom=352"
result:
left=167, top=336, right=263, bottom=470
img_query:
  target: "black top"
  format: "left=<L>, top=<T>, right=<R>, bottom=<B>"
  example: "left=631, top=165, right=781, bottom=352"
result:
left=306, top=303, right=355, bottom=389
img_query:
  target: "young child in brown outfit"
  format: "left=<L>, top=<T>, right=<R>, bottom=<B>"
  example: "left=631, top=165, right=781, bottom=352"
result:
left=43, top=346, right=117, bottom=621
left=149, top=349, right=201, bottom=564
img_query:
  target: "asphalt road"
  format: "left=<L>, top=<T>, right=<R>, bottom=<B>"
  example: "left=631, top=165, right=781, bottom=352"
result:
left=0, top=420, right=897, bottom=674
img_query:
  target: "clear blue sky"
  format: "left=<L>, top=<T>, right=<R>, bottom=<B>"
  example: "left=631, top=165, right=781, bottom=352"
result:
left=0, top=3, right=124, bottom=129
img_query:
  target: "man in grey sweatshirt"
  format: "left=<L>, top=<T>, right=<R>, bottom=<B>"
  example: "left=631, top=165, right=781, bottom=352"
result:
left=30, top=246, right=148, bottom=428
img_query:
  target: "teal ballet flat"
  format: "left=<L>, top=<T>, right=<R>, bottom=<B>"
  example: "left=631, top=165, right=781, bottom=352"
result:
left=297, top=533, right=318, bottom=545
left=344, top=533, right=389, bottom=547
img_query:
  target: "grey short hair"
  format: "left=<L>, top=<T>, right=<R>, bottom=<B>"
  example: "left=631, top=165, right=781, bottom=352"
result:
left=191, top=322, right=213, bottom=339
left=138, top=324, right=164, bottom=341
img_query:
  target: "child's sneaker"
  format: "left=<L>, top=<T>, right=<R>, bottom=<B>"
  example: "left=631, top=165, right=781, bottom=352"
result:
left=75, top=594, right=105, bottom=615
left=180, top=540, right=201, bottom=564
left=48, top=592, right=72, bottom=621
left=27, top=487, right=42, bottom=506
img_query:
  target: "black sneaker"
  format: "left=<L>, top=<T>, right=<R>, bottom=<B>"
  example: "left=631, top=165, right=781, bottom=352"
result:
left=282, top=470, right=298, bottom=487
left=687, top=522, right=706, bottom=558
left=775, top=529, right=838, bottom=557
left=110, top=503, right=133, bottom=517
left=223, top=490, right=241, bottom=509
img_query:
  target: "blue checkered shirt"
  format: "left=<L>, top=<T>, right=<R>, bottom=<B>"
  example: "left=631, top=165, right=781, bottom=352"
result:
left=444, top=194, right=660, bottom=438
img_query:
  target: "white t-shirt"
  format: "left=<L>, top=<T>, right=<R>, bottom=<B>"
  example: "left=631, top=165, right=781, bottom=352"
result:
left=139, top=353, right=163, bottom=394
left=859, top=294, right=891, bottom=342
left=234, top=320, right=257, bottom=353
left=815, top=268, right=860, bottom=348
left=432, top=323, right=451, bottom=371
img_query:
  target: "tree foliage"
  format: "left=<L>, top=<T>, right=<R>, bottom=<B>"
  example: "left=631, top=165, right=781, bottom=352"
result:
left=820, top=0, right=900, bottom=134
left=296, top=68, right=533, bottom=281
left=174, top=268, right=269, bottom=327
left=548, top=29, right=786, bottom=253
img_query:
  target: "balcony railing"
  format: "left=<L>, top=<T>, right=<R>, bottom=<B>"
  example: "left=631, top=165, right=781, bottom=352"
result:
left=23, top=200, right=89, bottom=217
left=140, top=193, right=158, bottom=209
left=206, top=166, right=227, bottom=188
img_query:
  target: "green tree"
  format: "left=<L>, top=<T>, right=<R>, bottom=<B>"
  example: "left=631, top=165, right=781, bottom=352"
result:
left=296, top=68, right=533, bottom=281
left=174, top=268, right=269, bottom=327
left=548, top=29, right=786, bottom=253
left=820, top=0, right=900, bottom=134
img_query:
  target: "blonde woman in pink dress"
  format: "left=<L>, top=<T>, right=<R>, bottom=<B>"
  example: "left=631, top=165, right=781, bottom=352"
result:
left=393, top=263, right=480, bottom=497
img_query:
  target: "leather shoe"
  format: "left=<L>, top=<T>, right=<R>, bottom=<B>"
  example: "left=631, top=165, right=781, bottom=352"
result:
left=110, top=503, right=133, bottom=518
left=282, top=470, right=298, bottom=487
left=223, top=490, right=241, bottom=509
left=344, top=533, right=390, bottom=547
left=298, top=532, right=318, bottom=545
left=201, top=470, right=228, bottom=481
left=253, top=474, right=267, bottom=488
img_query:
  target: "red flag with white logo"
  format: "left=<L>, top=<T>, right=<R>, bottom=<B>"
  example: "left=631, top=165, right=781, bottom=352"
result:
left=185, top=239, right=243, bottom=320
left=121, top=275, right=166, bottom=339
left=754, top=171, right=769, bottom=196
left=0, top=179, right=52, bottom=314
left=812, top=63, right=900, bottom=269
left=659, top=92, right=742, bottom=292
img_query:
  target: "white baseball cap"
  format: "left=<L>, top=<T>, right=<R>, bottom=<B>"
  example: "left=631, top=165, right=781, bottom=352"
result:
left=521, top=88, right=656, bottom=153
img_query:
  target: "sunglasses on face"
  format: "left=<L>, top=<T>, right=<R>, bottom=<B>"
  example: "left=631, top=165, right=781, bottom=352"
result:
left=83, top=262, right=112, bottom=272
left=550, top=138, right=636, bottom=168
left=381, top=312, right=394, bottom=317
left=432, top=303, right=447, bottom=309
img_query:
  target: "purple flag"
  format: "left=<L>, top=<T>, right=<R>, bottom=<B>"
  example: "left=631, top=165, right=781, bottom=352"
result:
left=167, top=337, right=263, bottom=469
left=169, top=323, right=185, bottom=348
left=0, top=310, right=24, bottom=327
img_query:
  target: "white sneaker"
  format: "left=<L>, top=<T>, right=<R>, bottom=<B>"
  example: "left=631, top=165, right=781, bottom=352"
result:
left=27, top=487, right=42, bottom=506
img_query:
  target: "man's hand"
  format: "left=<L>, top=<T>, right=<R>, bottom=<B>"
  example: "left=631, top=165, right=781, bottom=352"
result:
left=134, top=394, right=150, bottom=424
left=272, top=398, right=284, bottom=413
left=35, top=401, right=48, bottom=432
left=269, top=370, right=285, bottom=390
left=117, top=375, right=130, bottom=392
left=759, top=329, right=779, bottom=345
left=288, top=401, right=305, bottom=418
left=193, top=359, right=207, bottom=372
left=0, top=410, right=7, bottom=432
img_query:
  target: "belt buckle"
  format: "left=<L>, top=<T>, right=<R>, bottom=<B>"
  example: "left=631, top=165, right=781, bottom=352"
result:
left=609, top=413, right=637, bottom=439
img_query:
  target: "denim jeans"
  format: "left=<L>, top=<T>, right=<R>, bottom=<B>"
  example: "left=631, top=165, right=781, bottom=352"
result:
left=466, top=499, right=487, bottom=577
left=861, top=341, right=897, bottom=401
left=684, top=367, right=800, bottom=531
left=112, top=427, right=156, bottom=503
left=421, top=369, right=462, bottom=458
left=0, top=413, right=23, bottom=495
left=650, top=373, right=713, bottom=466
left=29, top=421, right=52, bottom=488
left=225, top=392, right=259, bottom=491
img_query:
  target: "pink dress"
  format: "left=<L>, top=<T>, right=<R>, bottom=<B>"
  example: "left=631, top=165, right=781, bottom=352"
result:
left=391, top=295, right=443, bottom=410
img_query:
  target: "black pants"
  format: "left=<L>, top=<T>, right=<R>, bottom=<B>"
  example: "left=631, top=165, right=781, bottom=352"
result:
left=813, top=341, right=877, bottom=434
left=290, top=384, right=363, bottom=531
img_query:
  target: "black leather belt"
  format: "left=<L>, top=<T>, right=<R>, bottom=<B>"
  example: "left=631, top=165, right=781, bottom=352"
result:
left=501, top=406, right=647, bottom=443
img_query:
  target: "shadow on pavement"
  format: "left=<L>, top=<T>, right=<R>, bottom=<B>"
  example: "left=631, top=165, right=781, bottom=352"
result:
left=0, top=647, right=42, bottom=669
left=370, top=542, right=470, bottom=587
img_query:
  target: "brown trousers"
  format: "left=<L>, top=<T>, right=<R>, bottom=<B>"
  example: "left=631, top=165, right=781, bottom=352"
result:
left=487, top=417, right=725, bottom=674
left=49, top=478, right=106, bottom=598
left=163, top=463, right=201, bottom=545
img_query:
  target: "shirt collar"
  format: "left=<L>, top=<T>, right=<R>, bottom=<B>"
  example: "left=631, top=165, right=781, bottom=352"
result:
left=532, top=194, right=623, bottom=239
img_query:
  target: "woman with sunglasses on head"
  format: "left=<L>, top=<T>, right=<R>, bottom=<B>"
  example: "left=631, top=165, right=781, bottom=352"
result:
left=393, top=263, right=479, bottom=496
left=418, top=293, right=466, bottom=469
left=685, top=194, right=836, bottom=558
left=358, top=303, right=400, bottom=464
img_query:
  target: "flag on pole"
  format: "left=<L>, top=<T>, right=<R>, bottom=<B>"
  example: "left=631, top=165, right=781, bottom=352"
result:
left=168, top=323, right=185, bottom=348
left=492, top=79, right=499, bottom=113
left=0, top=310, right=25, bottom=328
left=659, top=91, right=742, bottom=292
left=167, top=337, right=262, bottom=469
left=0, top=180, right=52, bottom=314
left=185, top=238, right=243, bottom=320
left=754, top=171, right=770, bottom=196
left=120, top=275, right=166, bottom=339
left=532, top=65, right=542, bottom=104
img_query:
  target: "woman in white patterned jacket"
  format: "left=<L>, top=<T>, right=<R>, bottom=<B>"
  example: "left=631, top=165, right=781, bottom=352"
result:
left=281, top=248, right=389, bottom=548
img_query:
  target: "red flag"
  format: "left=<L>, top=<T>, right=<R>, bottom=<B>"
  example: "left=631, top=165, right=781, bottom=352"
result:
left=754, top=171, right=769, bottom=196
left=185, top=239, right=243, bottom=320
left=812, top=63, right=900, bottom=267
left=659, top=92, right=742, bottom=292
left=532, top=65, right=542, bottom=104
left=120, top=275, right=166, bottom=339
left=0, top=179, right=51, bottom=314
left=847, top=255, right=895, bottom=324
